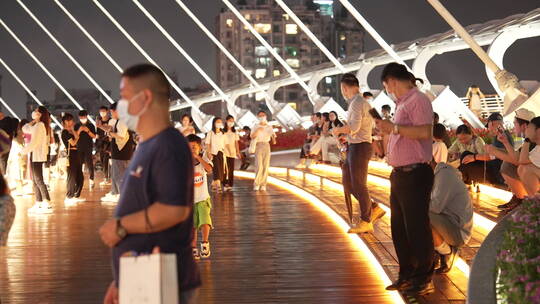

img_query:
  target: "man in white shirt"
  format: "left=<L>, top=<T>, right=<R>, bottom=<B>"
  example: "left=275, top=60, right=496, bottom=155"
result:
left=518, top=116, right=540, bottom=196
left=250, top=111, right=276, bottom=191
left=333, top=73, right=385, bottom=234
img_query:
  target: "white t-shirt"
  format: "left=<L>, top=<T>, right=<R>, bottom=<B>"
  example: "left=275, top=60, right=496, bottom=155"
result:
left=529, top=145, right=540, bottom=168
left=193, top=161, right=210, bottom=203
left=251, top=124, right=275, bottom=144
left=432, top=141, right=448, bottom=163
left=223, top=131, right=240, bottom=158
left=206, top=131, right=225, bottom=155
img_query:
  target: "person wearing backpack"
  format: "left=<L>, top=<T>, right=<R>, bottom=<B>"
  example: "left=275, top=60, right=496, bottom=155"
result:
left=101, top=102, right=134, bottom=203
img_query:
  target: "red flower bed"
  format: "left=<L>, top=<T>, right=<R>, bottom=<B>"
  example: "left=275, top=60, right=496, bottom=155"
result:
left=273, top=129, right=307, bottom=151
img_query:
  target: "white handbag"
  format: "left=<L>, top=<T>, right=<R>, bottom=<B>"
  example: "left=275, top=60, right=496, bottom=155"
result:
left=119, top=253, right=179, bottom=304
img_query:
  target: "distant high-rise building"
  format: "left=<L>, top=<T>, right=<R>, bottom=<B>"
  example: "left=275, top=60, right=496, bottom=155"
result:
left=215, top=0, right=364, bottom=115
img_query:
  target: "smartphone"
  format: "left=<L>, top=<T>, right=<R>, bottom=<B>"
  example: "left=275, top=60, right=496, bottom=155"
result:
left=368, top=108, right=382, bottom=120
left=497, top=126, right=504, bottom=134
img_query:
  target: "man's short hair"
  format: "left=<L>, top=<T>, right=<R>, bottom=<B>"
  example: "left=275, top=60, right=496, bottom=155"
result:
left=381, top=62, right=415, bottom=83
left=341, top=73, right=359, bottom=87
left=186, top=134, right=201, bottom=145
left=531, top=117, right=540, bottom=129
left=456, top=124, right=472, bottom=135
left=363, top=92, right=373, bottom=98
left=62, top=113, right=74, bottom=123
left=381, top=105, right=391, bottom=112
left=78, top=110, right=88, bottom=117
left=315, top=112, right=322, bottom=118
left=122, top=63, right=171, bottom=101
left=110, top=102, right=118, bottom=111
left=257, top=110, right=266, bottom=115
left=99, top=106, right=109, bottom=111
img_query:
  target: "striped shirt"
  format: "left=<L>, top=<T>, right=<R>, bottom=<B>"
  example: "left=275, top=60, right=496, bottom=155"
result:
left=387, top=88, right=433, bottom=167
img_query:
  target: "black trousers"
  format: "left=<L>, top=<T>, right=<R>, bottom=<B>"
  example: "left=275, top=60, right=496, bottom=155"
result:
left=212, top=151, right=224, bottom=182
left=390, top=164, right=434, bottom=283
left=344, top=142, right=373, bottom=222
left=99, top=150, right=110, bottom=179
left=31, top=161, right=50, bottom=202
left=66, top=150, right=84, bottom=198
left=79, top=149, right=94, bottom=180
left=224, top=157, right=235, bottom=187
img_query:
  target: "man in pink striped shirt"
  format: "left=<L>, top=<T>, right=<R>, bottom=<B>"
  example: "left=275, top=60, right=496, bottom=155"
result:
left=376, top=63, right=435, bottom=295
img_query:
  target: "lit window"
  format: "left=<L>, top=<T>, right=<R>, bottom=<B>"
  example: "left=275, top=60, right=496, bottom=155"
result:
left=286, top=58, right=300, bottom=68
left=254, top=23, right=271, bottom=34
left=226, top=19, right=233, bottom=27
left=325, top=77, right=332, bottom=84
left=339, top=34, right=346, bottom=41
left=255, top=46, right=269, bottom=56
left=246, top=69, right=253, bottom=75
left=255, top=69, right=267, bottom=79
left=273, top=70, right=280, bottom=77
left=285, top=24, right=298, bottom=35
left=283, top=14, right=290, bottom=20
left=255, top=92, right=265, bottom=101
left=245, top=14, right=251, bottom=20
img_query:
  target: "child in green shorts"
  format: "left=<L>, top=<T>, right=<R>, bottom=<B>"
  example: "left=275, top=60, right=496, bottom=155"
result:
left=187, top=134, right=213, bottom=260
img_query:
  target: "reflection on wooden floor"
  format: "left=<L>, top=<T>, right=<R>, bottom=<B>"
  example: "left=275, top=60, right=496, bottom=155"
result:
left=0, top=175, right=395, bottom=303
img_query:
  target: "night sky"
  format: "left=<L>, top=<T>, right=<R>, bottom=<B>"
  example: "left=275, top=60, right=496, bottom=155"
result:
left=0, top=0, right=538, bottom=117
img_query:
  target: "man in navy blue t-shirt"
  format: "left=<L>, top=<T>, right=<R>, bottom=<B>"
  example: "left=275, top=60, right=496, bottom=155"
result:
left=99, top=64, right=200, bottom=304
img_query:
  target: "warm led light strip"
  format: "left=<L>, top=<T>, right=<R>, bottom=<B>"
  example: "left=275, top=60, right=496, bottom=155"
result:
left=0, top=57, right=62, bottom=127
left=281, top=168, right=473, bottom=275
left=53, top=0, right=123, bottom=73
left=17, top=0, right=114, bottom=104
left=0, top=97, right=20, bottom=119
left=310, top=163, right=499, bottom=233
left=0, top=18, right=94, bottom=125
left=235, top=170, right=405, bottom=303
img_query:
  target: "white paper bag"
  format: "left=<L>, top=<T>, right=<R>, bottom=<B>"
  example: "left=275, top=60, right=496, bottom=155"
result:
left=119, top=253, right=179, bottom=304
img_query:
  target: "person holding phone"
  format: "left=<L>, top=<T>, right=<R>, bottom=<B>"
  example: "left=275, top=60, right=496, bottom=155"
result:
left=332, top=73, right=385, bottom=234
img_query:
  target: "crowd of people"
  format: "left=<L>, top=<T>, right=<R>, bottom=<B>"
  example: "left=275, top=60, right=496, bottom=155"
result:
left=0, top=60, right=538, bottom=302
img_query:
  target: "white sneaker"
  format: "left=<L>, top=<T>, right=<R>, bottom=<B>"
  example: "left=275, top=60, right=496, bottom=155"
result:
left=200, top=242, right=211, bottom=259
left=64, top=197, right=78, bottom=206
left=74, top=197, right=86, bottom=202
left=28, top=202, right=43, bottom=214
left=253, top=185, right=260, bottom=191
left=260, top=186, right=267, bottom=191
left=101, top=194, right=119, bottom=202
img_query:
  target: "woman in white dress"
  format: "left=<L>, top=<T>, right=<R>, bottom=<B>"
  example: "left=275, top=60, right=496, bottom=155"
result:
left=466, top=85, right=485, bottom=119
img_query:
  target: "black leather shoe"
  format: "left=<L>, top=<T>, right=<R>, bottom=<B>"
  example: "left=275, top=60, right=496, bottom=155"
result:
left=436, top=246, right=458, bottom=274
left=404, top=280, right=435, bottom=295
left=385, top=279, right=411, bottom=291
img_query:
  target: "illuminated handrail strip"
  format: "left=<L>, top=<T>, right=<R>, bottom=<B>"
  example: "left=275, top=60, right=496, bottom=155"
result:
left=0, top=18, right=94, bottom=125
left=0, top=57, right=62, bottom=127
left=234, top=170, right=405, bottom=303
left=16, top=0, right=114, bottom=104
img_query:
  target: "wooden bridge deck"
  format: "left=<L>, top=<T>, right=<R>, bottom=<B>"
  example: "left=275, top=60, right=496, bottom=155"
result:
left=0, top=175, right=396, bottom=303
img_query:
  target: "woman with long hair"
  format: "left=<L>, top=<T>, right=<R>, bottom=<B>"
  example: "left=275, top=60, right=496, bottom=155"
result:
left=0, top=174, right=15, bottom=246
left=178, top=114, right=196, bottom=137
left=206, top=117, right=225, bottom=192
left=22, top=106, right=52, bottom=213
left=61, top=113, right=84, bottom=204
left=310, top=111, right=343, bottom=163
left=466, top=85, right=485, bottom=119
left=223, top=115, right=241, bottom=191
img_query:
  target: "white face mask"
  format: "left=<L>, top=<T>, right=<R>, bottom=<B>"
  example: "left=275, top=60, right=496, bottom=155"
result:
left=80, top=118, right=88, bottom=124
left=32, top=112, right=40, bottom=120
left=118, top=93, right=146, bottom=131
left=258, top=116, right=267, bottom=123
left=216, top=123, right=224, bottom=129
left=227, top=121, right=235, bottom=128
left=100, top=112, right=108, bottom=118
